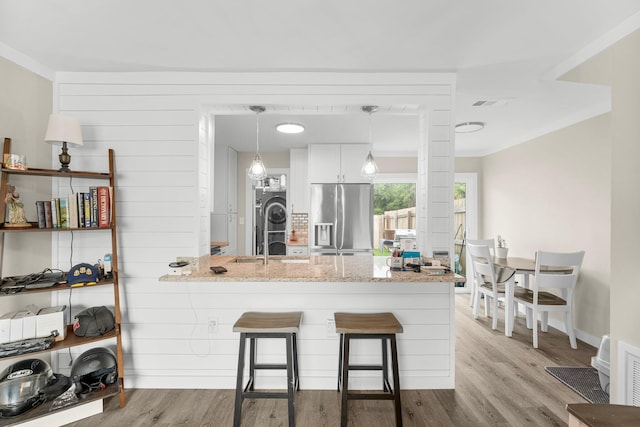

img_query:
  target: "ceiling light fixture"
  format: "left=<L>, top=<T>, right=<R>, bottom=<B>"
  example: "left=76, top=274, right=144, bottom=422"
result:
left=247, top=105, right=267, bottom=181
left=455, top=122, right=485, bottom=133
left=276, top=123, right=305, bottom=134
left=361, top=105, right=379, bottom=180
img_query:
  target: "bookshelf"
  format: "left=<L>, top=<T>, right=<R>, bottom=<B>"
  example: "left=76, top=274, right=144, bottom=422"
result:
left=0, top=137, right=125, bottom=424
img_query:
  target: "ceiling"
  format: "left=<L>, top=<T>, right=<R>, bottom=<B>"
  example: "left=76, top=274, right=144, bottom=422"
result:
left=2, top=1, right=640, bottom=157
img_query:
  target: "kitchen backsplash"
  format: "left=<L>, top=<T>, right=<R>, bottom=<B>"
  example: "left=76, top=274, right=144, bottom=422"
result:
left=290, top=213, right=308, bottom=235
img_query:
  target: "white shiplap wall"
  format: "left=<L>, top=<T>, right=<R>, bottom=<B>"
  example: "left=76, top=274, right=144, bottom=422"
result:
left=49, top=72, right=456, bottom=388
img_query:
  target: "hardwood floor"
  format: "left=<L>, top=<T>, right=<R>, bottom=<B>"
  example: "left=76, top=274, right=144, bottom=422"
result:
left=65, top=294, right=597, bottom=426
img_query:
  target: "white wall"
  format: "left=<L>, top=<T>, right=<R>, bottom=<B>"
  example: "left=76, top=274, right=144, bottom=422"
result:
left=48, top=72, right=456, bottom=388
left=562, top=28, right=640, bottom=403
left=481, top=114, right=611, bottom=343
left=0, top=58, right=53, bottom=369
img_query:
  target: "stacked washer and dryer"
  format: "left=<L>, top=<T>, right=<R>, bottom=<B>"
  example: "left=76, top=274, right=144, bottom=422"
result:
left=254, top=177, right=287, bottom=256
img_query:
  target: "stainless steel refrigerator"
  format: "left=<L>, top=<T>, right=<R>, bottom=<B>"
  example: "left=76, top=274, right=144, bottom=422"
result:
left=309, top=183, right=373, bottom=255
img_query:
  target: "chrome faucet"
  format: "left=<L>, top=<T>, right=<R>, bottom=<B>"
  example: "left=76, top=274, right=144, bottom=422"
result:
left=263, top=201, right=286, bottom=264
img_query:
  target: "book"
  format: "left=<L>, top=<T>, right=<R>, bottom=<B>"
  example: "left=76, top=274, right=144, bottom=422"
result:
left=68, top=194, right=79, bottom=228
left=35, top=201, right=46, bottom=228
left=98, top=186, right=111, bottom=228
left=43, top=201, right=53, bottom=228
left=59, top=197, right=69, bottom=228
left=51, top=198, right=59, bottom=228
left=83, top=193, right=91, bottom=228
left=90, top=187, right=99, bottom=228
left=77, top=192, right=85, bottom=227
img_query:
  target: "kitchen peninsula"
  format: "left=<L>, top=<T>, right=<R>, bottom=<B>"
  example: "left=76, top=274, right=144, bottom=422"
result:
left=159, top=255, right=463, bottom=390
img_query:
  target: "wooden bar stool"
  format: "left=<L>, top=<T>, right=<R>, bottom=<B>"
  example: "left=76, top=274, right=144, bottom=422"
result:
left=335, top=312, right=403, bottom=427
left=233, top=311, right=302, bottom=427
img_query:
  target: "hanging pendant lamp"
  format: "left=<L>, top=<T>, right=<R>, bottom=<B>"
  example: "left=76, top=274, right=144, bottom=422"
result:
left=361, top=105, right=379, bottom=179
left=248, top=105, right=267, bottom=181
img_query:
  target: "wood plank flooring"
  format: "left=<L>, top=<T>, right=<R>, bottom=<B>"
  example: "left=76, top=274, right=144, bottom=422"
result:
left=65, top=294, right=597, bottom=426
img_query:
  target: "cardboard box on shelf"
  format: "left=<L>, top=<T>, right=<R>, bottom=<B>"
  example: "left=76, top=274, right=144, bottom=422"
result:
left=22, top=314, right=37, bottom=340
left=0, top=312, right=16, bottom=344
left=36, top=305, right=68, bottom=341
left=9, top=310, right=33, bottom=342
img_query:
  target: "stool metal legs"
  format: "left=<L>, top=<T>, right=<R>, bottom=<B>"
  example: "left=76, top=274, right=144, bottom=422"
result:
left=233, top=332, right=298, bottom=427
left=338, top=333, right=403, bottom=427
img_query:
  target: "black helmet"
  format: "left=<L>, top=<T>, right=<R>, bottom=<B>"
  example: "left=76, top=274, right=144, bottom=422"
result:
left=0, top=359, right=53, bottom=417
left=71, top=347, right=117, bottom=397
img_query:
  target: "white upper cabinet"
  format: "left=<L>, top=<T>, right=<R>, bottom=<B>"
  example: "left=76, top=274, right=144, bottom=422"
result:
left=227, top=147, right=238, bottom=213
left=308, top=143, right=369, bottom=183
left=213, top=144, right=238, bottom=214
left=340, top=144, right=370, bottom=183
left=289, top=147, right=309, bottom=213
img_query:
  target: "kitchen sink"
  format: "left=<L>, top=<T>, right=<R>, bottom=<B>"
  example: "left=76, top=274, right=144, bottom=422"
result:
left=233, top=256, right=310, bottom=264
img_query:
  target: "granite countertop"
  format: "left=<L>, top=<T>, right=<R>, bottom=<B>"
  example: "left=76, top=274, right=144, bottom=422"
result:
left=159, top=255, right=466, bottom=283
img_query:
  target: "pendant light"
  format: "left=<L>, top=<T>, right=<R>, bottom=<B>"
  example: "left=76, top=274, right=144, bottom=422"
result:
left=248, top=105, right=267, bottom=181
left=361, top=105, right=379, bottom=180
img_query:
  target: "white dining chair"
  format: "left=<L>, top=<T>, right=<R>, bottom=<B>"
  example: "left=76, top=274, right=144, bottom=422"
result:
left=509, top=250, right=585, bottom=349
left=466, top=239, right=495, bottom=309
left=467, top=243, right=516, bottom=331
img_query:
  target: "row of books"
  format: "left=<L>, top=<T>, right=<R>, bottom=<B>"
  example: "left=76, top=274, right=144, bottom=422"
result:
left=35, top=187, right=112, bottom=229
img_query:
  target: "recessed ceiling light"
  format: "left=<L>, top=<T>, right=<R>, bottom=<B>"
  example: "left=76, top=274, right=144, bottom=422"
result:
left=276, top=123, right=305, bottom=134
left=455, top=122, right=485, bottom=133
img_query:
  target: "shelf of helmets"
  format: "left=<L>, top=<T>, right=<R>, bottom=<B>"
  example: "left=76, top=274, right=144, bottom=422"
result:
left=0, top=138, right=125, bottom=423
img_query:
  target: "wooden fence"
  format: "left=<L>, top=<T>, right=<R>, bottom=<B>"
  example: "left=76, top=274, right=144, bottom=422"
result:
left=373, top=207, right=416, bottom=247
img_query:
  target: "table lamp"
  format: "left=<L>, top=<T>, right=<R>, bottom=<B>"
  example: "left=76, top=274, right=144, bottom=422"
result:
left=44, top=114, right=84, bottom=172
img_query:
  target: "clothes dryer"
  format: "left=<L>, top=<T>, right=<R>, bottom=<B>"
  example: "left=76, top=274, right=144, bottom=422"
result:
left=255, top=190, right=287, bottom=255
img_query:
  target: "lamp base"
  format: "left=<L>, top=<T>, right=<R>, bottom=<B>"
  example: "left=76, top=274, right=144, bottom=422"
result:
left=58, top=142, right=71, bottom=172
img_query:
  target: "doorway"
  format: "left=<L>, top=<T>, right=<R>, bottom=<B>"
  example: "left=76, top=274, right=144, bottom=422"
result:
left=454, top=173, right=478, bottom=291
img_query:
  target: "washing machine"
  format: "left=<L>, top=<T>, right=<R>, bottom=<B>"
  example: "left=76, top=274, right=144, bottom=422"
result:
left=254, top=190, right=287, bottom=255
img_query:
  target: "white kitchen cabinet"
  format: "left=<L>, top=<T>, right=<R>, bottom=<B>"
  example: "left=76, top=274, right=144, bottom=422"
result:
left=308, top=143, right=369, bottom=183
left=340, top=144, right=370, bottom=183
left=212, top=145, right=238, bottom=253
left=213, top=143, right=228, bottom=214
left=227, top=213, right=238, bottom=255
left=227, top=147, right=238, bottom=213
left=289, top=148, right=309, bottom=213
left=286, top=245, right=309, bottom=256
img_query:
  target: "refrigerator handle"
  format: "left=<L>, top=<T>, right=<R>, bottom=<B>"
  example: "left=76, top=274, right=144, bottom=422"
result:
left=337, top=184, right=344, bottom=250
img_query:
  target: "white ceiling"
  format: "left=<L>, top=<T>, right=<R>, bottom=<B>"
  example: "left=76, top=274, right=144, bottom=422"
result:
left=2, top=1, right=640, bottom=156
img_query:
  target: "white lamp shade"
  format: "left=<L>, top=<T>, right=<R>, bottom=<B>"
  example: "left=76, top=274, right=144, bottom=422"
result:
left=44, top=114, right=83, bottom=147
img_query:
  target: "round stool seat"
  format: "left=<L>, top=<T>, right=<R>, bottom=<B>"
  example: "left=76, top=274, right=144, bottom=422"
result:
left=334, top=312, right=403, bottom=334
left=233, top=311, right=302, bottom=333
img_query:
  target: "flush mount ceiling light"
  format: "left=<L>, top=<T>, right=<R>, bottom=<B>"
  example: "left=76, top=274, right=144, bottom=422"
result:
left=361, top=105, right=379, bottom=180
left=248, top=105, right=267, bottom=181
left=276, top=123, right=305, bottom=134
left=455, top=122, right=485, bottom=133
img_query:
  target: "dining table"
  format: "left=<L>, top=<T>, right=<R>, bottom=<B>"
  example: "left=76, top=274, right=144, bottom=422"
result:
left=493, top=256, right=573, bottom=336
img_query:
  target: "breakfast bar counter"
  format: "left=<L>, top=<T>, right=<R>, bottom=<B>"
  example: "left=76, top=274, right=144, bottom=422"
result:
left=159, top=255, right=464, bottom=283
left=157, top=255, right=463, bottom=390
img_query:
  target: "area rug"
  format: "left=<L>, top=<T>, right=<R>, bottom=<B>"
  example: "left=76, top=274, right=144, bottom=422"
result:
left=545, top=366, right=609, bottom=404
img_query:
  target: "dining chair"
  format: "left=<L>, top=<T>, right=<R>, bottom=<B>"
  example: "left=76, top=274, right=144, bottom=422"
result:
left=467, top=243, right=516, bottom=331
left=510, top=250, right=585, bottom=349
left=466, top=239, right=495, bottom=309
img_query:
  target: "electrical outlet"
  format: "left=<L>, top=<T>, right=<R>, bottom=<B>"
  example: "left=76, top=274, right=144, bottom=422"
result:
left=208, top=317, right=218, bottom=335
left=326, top=318, right=337, bottom=337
